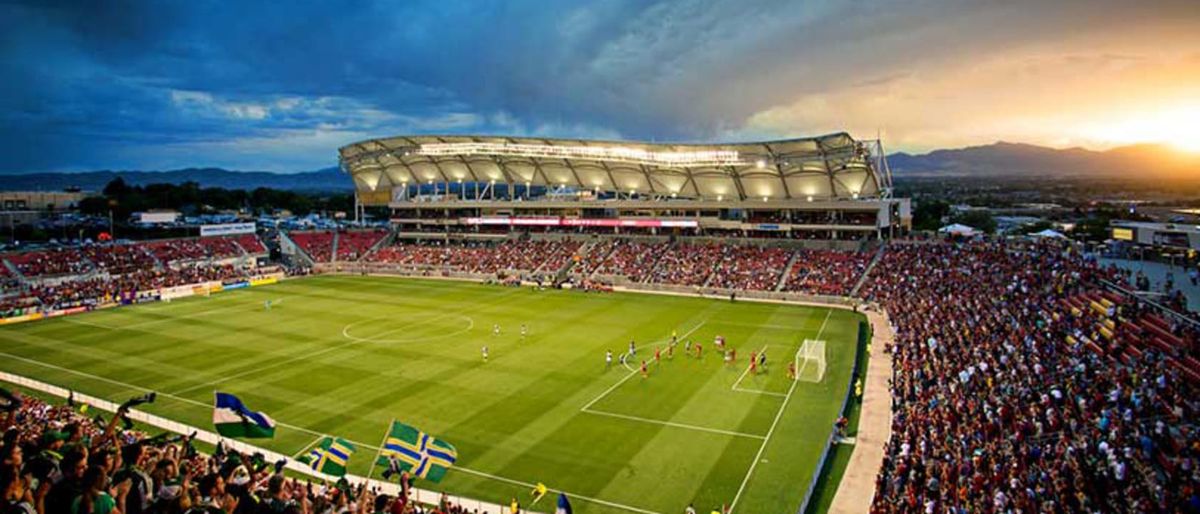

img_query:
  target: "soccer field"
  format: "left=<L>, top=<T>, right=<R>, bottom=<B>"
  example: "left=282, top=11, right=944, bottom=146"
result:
left=0, top=275, right=864, bottom=514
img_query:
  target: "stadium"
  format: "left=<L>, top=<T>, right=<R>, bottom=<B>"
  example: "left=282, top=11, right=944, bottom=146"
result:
left=0, top=131, right=1196, bottom=514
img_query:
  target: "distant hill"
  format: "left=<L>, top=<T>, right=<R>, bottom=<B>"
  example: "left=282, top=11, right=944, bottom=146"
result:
left=888, top=142, right=1200, bottom=178
left=0, top=167, right=350, bottom=192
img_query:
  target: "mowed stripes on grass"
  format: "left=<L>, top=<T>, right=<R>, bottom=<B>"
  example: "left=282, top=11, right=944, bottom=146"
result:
left=0, top=275, right=862, bottom=514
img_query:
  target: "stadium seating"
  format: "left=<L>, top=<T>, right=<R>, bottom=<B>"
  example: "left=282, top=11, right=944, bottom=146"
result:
left=288, top=231, right=335, bottom=262
left=233, top=233, right=268, bottom=254
left=4, top=247, right=90, bottom=277
left=80, top=243, right=158, bottom=275
left=336, top=229, right=388, bottom=261
left=644, top=242, right=724, bottom=286
left=579, top=240, right=671, bottom=282
left=782, top=248, right=871, bottom=296
left=860, top=240, right=1199, bottom=513
left=709, top=245, right=792, bottom=291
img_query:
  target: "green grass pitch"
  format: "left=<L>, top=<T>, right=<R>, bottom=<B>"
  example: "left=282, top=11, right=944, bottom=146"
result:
left=0, top=275, right=863, bottom=514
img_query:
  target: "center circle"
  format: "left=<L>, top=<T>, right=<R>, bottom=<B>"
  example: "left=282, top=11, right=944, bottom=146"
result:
left=342, top=313, right=475, bottom=344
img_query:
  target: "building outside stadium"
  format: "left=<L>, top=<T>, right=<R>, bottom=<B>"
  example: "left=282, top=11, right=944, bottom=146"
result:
left=338, top=133, right=910, bottom=242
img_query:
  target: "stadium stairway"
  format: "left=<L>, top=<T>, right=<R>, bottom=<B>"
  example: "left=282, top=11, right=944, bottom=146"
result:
left=279, top=231, right=317, bottom=267
left=1, top=258, right=25, bottom=283
left=329, top=231, right=341, bottom=263
left=553, top=240, right=594, bottom=282
left=774, top=249, right=802, bottom=292
left=849, top=243, right=887, bottom=297
left=360, top=230, right=395, bottom=261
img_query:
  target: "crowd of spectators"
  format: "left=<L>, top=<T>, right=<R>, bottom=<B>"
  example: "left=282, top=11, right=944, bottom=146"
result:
left=0, top=388, right=480, bottom=514
left=363, top=240, right=581, bottom=276
left=5, top=248, right=91, bottom=278
left=80, top=245, right=159, bottom=276
left=336, top=231, right=388, bottom=262
left=288, top=232, right=335, bottom=263
left=470, top=241, right=581, bottom=274
left=642, top=242, right=724, bottom=286
left=860, top=240, right=1200, bottom=513
left=579, top=240, right=669, bottom=282
left=708, top=245, right=792, bottom=291
left=2, top=236, right=267, bottom=281
left=783, top=249, right=873, bottom=296
left=143, top=237, right=248, bottom=265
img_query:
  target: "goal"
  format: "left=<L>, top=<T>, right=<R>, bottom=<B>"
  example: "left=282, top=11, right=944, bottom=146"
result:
left=794, top=339, right=826, bottom=383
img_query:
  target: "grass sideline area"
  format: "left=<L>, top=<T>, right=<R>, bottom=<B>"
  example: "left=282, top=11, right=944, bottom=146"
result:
left=0, top=275, right=863, bottom=514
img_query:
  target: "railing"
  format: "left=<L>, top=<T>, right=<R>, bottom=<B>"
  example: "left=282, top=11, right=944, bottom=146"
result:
left=0, top=371, right=520, bottom=514
left=1101, top=278, right=1200, bottom=328
left=796, top=320, right=868, bottom=514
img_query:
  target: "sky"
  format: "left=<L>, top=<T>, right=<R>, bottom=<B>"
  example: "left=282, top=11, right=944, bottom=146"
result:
left=1, top=0, right=1198, bottom=173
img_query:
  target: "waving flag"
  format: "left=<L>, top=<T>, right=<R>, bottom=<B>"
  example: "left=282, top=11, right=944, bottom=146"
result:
left=375, top=420, right=458, bottom=482
left=212, top=392, right=276, bottom=438
left=555, top=493, right=573, bottom=514
left=299, top=437, right=355, bottom=477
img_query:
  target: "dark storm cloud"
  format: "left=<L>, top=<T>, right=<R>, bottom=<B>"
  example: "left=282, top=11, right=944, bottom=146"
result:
left=1, top=0, right=1197, bottom=172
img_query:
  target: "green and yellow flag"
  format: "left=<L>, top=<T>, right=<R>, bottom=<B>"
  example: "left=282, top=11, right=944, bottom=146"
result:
left=375, top=420, right=458, bottom=482
left=299, top=437, right=355, bottom=477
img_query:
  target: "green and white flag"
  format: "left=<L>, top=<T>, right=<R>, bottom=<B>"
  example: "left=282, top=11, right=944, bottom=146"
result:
left=212, top=392, right=276, bottom=439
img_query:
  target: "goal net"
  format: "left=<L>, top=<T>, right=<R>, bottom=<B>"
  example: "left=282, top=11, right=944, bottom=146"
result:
left=794, top=339, right=826, bottom=383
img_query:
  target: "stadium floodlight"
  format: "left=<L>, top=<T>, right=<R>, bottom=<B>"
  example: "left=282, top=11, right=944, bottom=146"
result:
left=807, top=195, right=813, bottom=202
left=755, top=159, right=766, bottom=169
left=795, top=339, right=827, bottom=383
left=414, top=142, right=743, bottom=167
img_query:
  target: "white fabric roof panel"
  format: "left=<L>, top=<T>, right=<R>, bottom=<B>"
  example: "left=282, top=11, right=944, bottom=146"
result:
left=340, top=133, right=888, bottom=201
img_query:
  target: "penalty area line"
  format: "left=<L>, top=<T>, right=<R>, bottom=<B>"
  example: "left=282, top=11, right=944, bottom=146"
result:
left=728, top=308, right=833, bottom=514
left=581, top=407, right=766, bottom=440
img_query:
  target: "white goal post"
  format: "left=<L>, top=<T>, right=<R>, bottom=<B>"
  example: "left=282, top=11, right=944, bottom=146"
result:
left=795, top=339, right=826, bottom=383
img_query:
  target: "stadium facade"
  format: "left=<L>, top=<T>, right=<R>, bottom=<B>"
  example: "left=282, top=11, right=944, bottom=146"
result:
left=339, top=133, right=910, bottom=241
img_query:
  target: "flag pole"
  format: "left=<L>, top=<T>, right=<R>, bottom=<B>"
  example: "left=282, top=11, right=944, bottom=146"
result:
left=365, top=418, right=394, bottom=480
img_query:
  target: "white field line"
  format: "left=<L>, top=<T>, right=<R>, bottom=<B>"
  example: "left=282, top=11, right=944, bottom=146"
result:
left=60, top=317, right=121, bottom=330
left=60, top=299, right=263, bottom=333
left=292, top=434, right=327, bottom=458
left=453, top=467, right=662, bottom=514
left=580, top=408, right=765, bottom=440
left=729, top=308, right=833, bottom=513
left=0, top=351, right=657, bottom=514
left=169, top=289, right=519, bottom=396
left=730, top=345, right=769, bottom=392
left=731, top=388, right=787, bottom=398
left=588, top=322, right=706, bottom=406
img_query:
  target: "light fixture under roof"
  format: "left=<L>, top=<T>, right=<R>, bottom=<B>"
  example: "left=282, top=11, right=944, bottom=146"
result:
left=414, top=142, right=743, bottom=167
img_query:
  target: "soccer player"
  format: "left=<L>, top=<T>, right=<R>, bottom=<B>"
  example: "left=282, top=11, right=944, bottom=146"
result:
left=493, top=324, right=501, bottom=336
left=628, top=339, right=637, bottom=357
left=787, top=360, right=797, bottom=380
left=695, top=342, right=703, bottom=359
left=606, top=350, right=613, bottom=369
left=520, top=323, right=528, bottom=339
left=667, top=340, right=675, bottom=359
left=749, top=351, right=758, bottom=375
left=654, top=348, right=661, bottom=364
left=724, top=349, right=733, bottom=366
left=715, top=335, right=725, bottom=351
left=684, top=340, right=692, bottom=356
left=640, top=360, right=648, bottom=378
left=482, top=345, right=489, bottom=362
left=729, top=347, right=736, bottom=363
left=758, top=351, right=767, bottom=372
left=264, top=299, right=271, bottom=311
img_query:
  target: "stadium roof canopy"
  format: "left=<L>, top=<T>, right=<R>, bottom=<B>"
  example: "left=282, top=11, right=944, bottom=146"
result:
left=339, top=132, right=890, bottom=202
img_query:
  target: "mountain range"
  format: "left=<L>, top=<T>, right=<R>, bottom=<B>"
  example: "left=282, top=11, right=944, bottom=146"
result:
left=0, top=167, right=350, bottom=192
left=0, top=142, right=1195, bottom=191
left=887, top=142, right=1199, bottom=178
